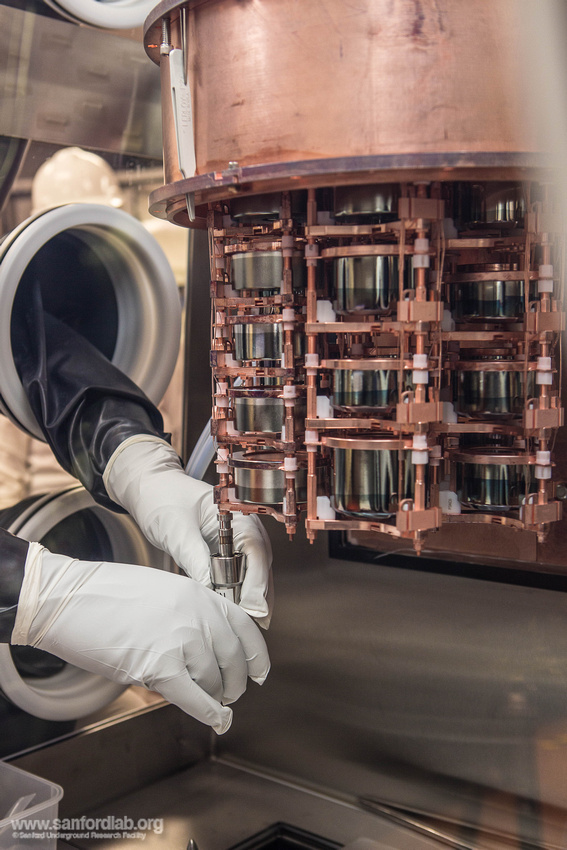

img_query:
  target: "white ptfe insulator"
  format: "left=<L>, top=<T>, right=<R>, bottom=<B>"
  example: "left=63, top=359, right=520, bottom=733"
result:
left=538, top=279, right=554, bottom=293
left=224, top=354, right=240, bottom=368
left=281, top=354, right=287, bottom=369
left=536, top=450, right=551, bottom=465
left=217, top=447, right=229, bottom=462
left=305, top=353, right=319, bottom=368
left=217, top=382, right=228, bottom=394
left=441, top=309, right=455, bottom=332
left=539, top=264, right=553, bottom=278
left=535, top=465, right=552, bottom=480
left=412, top=449, right=429, bottom=465
left=305, top=243, right=319, bottom=259
left=215, top=257, right=225, bottom=269
left=413, top=354, right=428, bottom=369
left=317, top=496, right=336, bottom=520
left=281, top=424, right=286, bottom=440
left=305, top=429, right=319, bottom=445
left=316, top=300, right=337, bottom=322
left=228, top=487, right=237, bottom=501
left=226, top=420, right=238, bottom=435
left=412, top=369, right=429, bottom=384
left=216, top=463, right=229, bottom=474
left=216, top=396, right=229, bottom=408
left=536, top=372, right=553, bottom=385
left=442, top=402, right=458, bottom=424
left=414, top=238, right=429, bottom=253
left=538, top=356, right=552, bottom=371
left=316, top=395, right=333, bottom=418
left=413, top=434, right=428, bottom=450
left=413, top=253, right=430, bottom=268
left=439, top=490, right=461, bottom=515
left=284, top=456, right=298, bottom=473
left=281, top=234, right=294, bottom=257
left=282, top=384, right=297, bottom=399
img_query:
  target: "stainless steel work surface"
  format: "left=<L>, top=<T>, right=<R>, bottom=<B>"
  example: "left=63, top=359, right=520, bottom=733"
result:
left=74, top=758, right=450, bottom=850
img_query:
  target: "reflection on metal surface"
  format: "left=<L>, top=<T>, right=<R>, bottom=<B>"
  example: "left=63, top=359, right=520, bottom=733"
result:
left=217, top=526, right=567, bottom=846
left=334, top=256, right=403, bottom=313
left=0, top=5, right=162, bottom=156
left=146, top=1, right=566, bottom=562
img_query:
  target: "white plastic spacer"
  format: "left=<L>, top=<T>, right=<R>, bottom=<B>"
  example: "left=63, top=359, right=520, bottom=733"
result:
left=439, top=490, right=461, bottom=515
left=281, top=424, right=286, bottom=441
left=317, top=496, right=336, bottom=520
left=412, top=449, right=429, bottom=465
left=282, top=385, right=297, bottom=399
left=284, top=457, right=298, bottom=473
left=226, top=420, right=238, bottom=435
left=282, top=234, right=294, bottom=257
left=538, top=279, right=554, bottom=293
left=430, top=444, right=442, bottom=459
left=536, top=372, right=553, bottom=385
left=316, top=300, right=337, bottom=322
left=413, top=354, right=428, bottom=369
left=216, top=396, right=229, bottom=408
left=224, top=354, right=240, bottom=368
left=413, top=253, right=430, bottom=268
left=535, top=465, right=552, bottom=480
left=217, top=447, right=229, bottom=462
left=413, top=434, right=428, bottom=450
left=316, top=395, right=333, bottom=418
left=539, top=264, right=553, bottom=278
left=414, top=238, right=429, bottom=253
left=217, top=382, right=228, bottom=395
left=305, top=243, right=319, bottom=259
left=441, top=309, right=455, bottom=332
left=305, top=430, right=319, bottom=445
left=281, top=353, right=287, bottom=369
left=216, top=463, right=229, bottom=474
left=282, top=308, right=295, bottom=323
left=215, top=257, right=225, bottom=269
left=442, top=402, right=458, bottom=424
left=412, top=369, right=429, bottom=385
left=305, top=353, right=320, bottom=368
left=537, top=356, right=552, bottom=371
left=536, top=450, right=551, bottom=465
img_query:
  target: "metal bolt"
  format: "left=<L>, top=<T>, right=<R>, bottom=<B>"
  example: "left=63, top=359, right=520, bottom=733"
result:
left=160, top=18, right=171, bottom=55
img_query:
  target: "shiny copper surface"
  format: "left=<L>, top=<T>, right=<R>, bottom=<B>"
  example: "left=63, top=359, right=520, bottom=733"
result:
left=146, top=0, right=537, bottom=178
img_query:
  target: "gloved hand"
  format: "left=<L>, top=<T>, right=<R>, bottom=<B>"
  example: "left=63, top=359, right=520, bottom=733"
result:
left=11, top=542, right=270, bottom=734
left=103, top=438, right=273, bottom=627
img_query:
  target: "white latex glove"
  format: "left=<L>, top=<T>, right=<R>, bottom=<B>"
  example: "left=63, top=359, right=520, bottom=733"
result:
left=103, top=437, right=273, bottom=627
left=11, top=543, right=270, bottom=734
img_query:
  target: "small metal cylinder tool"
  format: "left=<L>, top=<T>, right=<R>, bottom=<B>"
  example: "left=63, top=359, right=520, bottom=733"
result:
left=211, top=513, right=246, bottom=604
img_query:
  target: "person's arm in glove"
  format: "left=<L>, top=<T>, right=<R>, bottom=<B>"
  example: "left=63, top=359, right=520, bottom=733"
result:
left=12, top=284, right=273, bottom=625
left=103, top=437, right=273, bottom=628
left=9, top=540, right=270, bottom=734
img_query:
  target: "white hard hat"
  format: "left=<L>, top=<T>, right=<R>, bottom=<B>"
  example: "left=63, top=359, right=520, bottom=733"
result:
left=32, top=147, right=123, bottom=214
